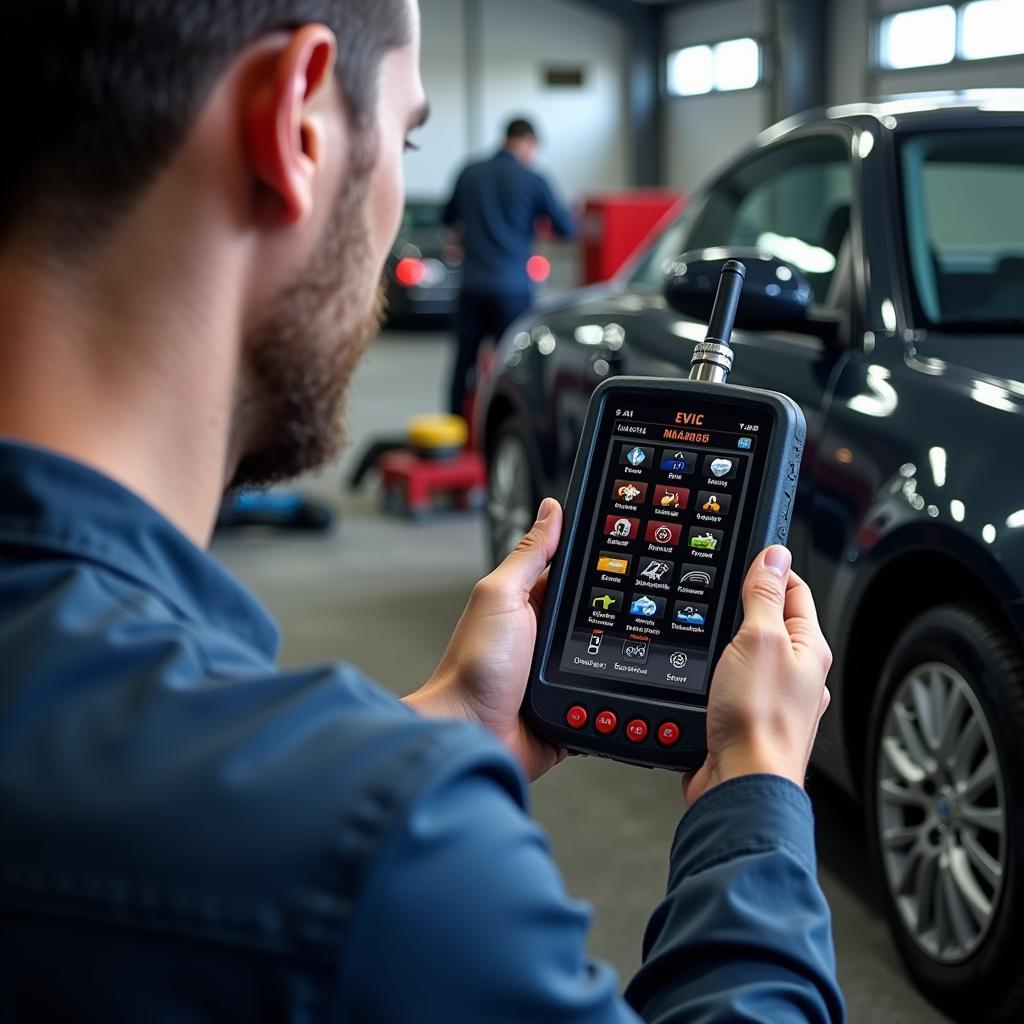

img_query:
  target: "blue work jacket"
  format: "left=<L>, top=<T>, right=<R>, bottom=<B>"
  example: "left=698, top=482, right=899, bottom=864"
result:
left=0, top=440, right=844, bottom=1022
left=444, top=149, right=576, bottom=295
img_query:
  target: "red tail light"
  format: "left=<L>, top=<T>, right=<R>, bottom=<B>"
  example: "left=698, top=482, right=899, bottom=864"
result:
left=527, top=254, right=551, bottom=283
left=395, top=258, right=426, bottom=287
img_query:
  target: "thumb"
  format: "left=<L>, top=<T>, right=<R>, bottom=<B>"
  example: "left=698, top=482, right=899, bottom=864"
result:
left=493, top=498, right=563, bottom=595
left=740, top=546, right=792, bottom=630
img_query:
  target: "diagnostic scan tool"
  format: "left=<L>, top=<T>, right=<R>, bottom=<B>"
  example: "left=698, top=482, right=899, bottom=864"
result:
left=526, top=261, right=805, bottom=770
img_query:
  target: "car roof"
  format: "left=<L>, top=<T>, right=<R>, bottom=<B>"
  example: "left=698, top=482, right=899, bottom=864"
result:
left=756, top=89, right=1024, bottom=145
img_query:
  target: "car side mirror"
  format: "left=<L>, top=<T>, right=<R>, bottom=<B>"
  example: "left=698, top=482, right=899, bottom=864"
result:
left=665, top=247, right=839, bottom=344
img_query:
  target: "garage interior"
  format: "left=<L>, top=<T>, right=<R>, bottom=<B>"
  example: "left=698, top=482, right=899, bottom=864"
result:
left=212, top=1, right=1018, bottom=1022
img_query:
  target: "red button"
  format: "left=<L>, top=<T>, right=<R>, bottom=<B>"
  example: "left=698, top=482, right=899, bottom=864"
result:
left=657, top=721, right=681, bottom=747
left=566, top=705, right=588, bottom=730
left=626, top=718, right=649, bottom=743
left=594, top=710, right=618, bottom=735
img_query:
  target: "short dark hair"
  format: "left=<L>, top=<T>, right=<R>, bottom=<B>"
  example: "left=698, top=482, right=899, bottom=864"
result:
left=3, top=1, right=412, bottom=250
left=505, top=118, right=538, bottom=142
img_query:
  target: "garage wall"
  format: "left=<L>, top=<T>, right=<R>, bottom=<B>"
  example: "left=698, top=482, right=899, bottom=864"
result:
left=663, top=0, right=773, bottom=193
left=828, top=0, right=1024, bottom=105
left=403, top=0, right=470, bottom=200
left=403, top=0, right=629, bottom=204
left=476, top=0, right=628, bottom=199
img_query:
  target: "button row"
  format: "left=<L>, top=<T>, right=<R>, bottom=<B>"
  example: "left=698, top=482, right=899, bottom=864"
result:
left=565, top=705, right=680, bottom=747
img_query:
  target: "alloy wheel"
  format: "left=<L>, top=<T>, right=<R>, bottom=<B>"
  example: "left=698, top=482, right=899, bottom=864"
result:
left=487, top=431, right=536, bottom=562
left=877, top=660, right=1007, bottom=964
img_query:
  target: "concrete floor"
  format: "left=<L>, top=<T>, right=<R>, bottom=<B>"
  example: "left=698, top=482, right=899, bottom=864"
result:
left=213, top=330, right=950, bottom=1023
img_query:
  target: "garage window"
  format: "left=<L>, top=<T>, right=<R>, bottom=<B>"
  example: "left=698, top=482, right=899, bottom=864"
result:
left=879, top=2, right=1024, bottom=69
left=879, top=5, right=956, bottom=69
left=667, top=37, right=761, bottom=97
left=962, top=0, right=1024, bottom=59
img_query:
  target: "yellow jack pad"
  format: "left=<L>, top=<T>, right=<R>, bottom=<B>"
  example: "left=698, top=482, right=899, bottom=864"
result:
left=407, top=414, right=469, bottom=454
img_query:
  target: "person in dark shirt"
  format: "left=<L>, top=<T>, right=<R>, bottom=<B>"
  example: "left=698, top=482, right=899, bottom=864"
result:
left=0, top=0, right=844, bottom=1020
left=443, top=117, right=576, bottom=415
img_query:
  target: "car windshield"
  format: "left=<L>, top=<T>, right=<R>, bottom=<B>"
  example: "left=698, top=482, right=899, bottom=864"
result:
left=901, top=128, right=1024, bottom=329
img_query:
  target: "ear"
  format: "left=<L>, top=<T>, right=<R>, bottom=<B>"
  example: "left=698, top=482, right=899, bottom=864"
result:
left=244, top=24, right=338, bottom=224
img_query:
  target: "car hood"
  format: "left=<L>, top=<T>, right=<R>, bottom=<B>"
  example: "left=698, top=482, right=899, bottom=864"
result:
left=531, top=284, right=668, bottom=325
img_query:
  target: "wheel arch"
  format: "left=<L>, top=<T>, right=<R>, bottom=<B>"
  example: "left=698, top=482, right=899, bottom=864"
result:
left=483, top=390, right=517, bottom=459
left=840, top=545, right=1023, bottom=797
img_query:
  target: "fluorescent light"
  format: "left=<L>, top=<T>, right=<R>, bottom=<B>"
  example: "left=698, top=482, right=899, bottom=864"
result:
left=880, top=5, right=956, bottom=69
left=714, top=38, right=760, bottom=91
left=668, top=45, right=713, bottom=96
left=962, top=0, right=1024, bottom=60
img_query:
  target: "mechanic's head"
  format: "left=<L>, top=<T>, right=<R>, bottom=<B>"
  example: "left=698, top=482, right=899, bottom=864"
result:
left=505, top=118, right=539, bottom=163
left=0, top=0, right=427, bottom=491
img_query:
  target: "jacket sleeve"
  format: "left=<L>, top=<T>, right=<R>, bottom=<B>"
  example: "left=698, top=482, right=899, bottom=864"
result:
left=536, top=175, right=577, bottom=239
left=337, top=724, right=843, bottom=1024
left=336, top=725, right=643, bottom=1023
left=625, top=775, right=846, bottom=1024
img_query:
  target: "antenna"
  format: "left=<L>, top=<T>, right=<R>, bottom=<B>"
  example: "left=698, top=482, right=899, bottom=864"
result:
left=688, top=259, right=746, bottom=384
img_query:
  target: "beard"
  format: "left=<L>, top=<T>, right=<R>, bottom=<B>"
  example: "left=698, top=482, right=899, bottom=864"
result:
left=228, top=167, right=386, bottom=493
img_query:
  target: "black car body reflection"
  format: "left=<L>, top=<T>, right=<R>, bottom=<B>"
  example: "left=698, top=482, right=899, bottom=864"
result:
left=478, top=93, right=1024, bottom=1020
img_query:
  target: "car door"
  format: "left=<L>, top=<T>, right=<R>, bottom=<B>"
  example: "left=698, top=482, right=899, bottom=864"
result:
left=675, top=130, right=857, bottom=570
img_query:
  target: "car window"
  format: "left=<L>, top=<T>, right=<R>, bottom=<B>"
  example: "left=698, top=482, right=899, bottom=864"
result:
left=628, top=211, right=693, bottom=290
left=901, top=129, right=1024, bottom=327
left=402, top=202, right=444, bottom=233
left=687, top=135, right=853, bottom=302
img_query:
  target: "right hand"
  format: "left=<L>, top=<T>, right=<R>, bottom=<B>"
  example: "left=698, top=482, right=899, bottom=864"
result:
left=685, top=546, right=832, bottom=804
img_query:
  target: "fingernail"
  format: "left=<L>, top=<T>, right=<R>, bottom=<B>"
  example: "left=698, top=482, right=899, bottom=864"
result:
left=763, top=545, right=792, bottom=576
left=536, top=497, right=554, bottom=522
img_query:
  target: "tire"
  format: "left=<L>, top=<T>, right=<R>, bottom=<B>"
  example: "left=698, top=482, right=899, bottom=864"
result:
left=864, top=605, right=1024, bottom=1022
left=486, top=418, right=541, bottom=567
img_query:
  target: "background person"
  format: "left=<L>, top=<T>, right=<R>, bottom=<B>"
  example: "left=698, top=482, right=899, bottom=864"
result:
left=0, top=1, right=842, bottom=1020
left=443, top=117, right=576, bottom=416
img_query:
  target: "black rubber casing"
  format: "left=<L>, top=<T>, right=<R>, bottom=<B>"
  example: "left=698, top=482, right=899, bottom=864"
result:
left=525, top=376, right=806, bottom=771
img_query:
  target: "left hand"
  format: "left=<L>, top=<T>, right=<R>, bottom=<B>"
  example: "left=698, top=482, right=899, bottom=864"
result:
left=404, top=497, right=565, bottom=781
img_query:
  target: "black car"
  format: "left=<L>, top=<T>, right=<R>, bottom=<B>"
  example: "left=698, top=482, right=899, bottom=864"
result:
left=385, top=199, right=463, bottom=326
left=478, top=92, right=1024, bottom=1021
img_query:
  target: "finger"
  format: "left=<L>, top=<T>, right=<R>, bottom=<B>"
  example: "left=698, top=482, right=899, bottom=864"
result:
left=739, top=546, right=792, bottom=631
left=528, top=567, right=550, bottom=617
left=783, top=571, right=830, bottom=659
left=492, top=498, right=563, bottom=597
left=782, top=571, right=820, bottom=629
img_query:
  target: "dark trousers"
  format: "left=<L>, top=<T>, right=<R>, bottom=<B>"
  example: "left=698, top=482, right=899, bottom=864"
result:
left=449, top=291, right=532, bottom=417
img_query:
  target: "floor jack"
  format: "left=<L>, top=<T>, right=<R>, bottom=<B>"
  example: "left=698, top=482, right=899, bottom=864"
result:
left=347, top=413, right=486, bottom=520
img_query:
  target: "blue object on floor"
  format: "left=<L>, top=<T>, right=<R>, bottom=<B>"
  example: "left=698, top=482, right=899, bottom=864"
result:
left=217, top=491, right=335, bottom=532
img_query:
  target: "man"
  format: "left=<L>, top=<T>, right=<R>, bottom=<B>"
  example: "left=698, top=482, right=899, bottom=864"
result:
left=0, top=1, right=843, bottom=1021
left=444, top=118, right=576, bottom=415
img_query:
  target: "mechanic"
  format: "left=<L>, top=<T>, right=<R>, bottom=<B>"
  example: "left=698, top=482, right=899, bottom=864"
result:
left=443, top=117, right=576, bottom=416
left=0, top=1, right=843, bottom=1021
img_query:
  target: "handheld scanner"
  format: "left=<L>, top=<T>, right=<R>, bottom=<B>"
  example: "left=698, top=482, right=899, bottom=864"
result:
left=525, top=260, right=805, bottom=770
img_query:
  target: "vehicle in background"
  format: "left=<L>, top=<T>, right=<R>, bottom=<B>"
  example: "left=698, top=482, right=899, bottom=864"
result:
left=477, top=91, right=1024, bottom=1022
left=385, top=200, right=557, bottom=329
left=385, top=200, right=464, bottom=327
